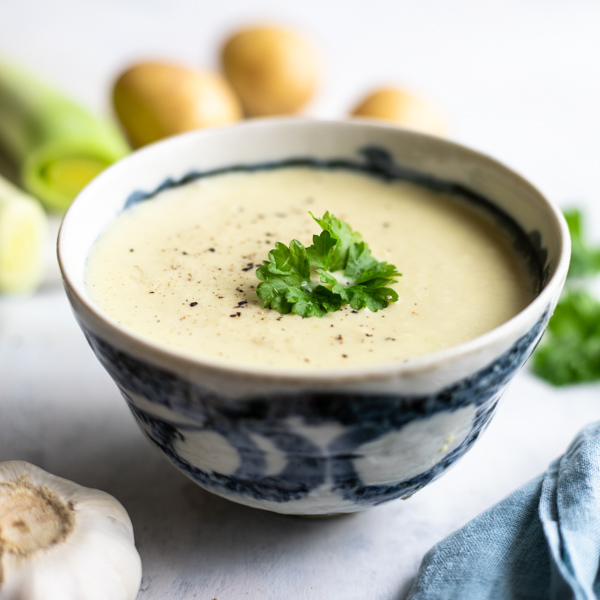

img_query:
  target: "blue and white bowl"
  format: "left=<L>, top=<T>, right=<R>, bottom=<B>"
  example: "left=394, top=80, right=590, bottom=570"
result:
left=58, top=119, right=570, bottom=515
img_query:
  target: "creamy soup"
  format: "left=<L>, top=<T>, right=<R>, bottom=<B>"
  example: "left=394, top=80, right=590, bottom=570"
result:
left=85, top=167, right=535, bottom=369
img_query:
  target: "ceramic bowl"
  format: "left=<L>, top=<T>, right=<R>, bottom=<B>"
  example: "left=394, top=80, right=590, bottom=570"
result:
left=58, top=119, right=570, bottom=515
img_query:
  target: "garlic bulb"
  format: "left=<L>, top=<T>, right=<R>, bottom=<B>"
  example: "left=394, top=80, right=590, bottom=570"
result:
left=0, top=461, right=142, bottom=600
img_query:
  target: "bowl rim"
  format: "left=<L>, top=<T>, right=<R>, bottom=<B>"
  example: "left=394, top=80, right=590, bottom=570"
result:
left=57, top=117, right=571, bottom=384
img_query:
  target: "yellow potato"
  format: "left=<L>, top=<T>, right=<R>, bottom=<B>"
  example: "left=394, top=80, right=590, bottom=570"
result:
left=350, top=87, right=449, bottom=137
left=113, top=61, right=242, bottom=148
left=221, top=26, right=320, bottom=117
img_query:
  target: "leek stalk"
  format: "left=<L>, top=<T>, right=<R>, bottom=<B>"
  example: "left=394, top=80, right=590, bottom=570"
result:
left=0, top=62, right=130, bottom=212
left=0, top=173, right=47, bottom=294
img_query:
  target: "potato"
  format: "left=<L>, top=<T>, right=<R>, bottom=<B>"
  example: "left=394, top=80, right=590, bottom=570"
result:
left=113, top=61, right=242, bottom=148
left=221, top=26, right=320, bottom=117
left=350, top=87, right=449, bottom=137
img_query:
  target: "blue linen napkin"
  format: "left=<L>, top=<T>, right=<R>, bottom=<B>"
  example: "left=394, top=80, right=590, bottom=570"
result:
left=407, top=421, right=600, bottom=600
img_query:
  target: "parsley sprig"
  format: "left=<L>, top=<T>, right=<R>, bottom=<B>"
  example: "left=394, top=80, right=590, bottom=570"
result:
left=256, top=212, right=401, bottom=317
left=532, top=208, right=600, bottom=386
left=532, top=289, right=600, bottom=386
left=564, top=209, right=600, bottom=279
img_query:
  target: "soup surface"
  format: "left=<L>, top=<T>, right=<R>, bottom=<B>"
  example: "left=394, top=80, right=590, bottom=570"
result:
left=85, top=167, right=535, bottom=369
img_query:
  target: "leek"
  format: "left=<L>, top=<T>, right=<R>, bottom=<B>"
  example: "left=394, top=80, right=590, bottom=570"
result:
left=0, top=62, right=130, bottom=212
left=0, top=173, right=47, bottom=294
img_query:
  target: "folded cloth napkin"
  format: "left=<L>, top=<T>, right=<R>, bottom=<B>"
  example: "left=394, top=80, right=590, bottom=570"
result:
left=407, top=421, right=600, bottom=600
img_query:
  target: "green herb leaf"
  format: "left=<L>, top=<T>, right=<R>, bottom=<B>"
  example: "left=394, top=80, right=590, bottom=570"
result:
left=564, top=209, right=600, bottom=279
left=532, top=289, right=600, bottom=386
left=308, top=211, right=363, bottom=271
left=256, top=212, right=401, bottom=317
left=531, top=207, right=600, bottom=387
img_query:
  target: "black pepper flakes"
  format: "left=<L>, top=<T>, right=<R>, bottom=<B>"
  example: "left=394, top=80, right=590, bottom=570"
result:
left=190, top=302, right=198, bottom=307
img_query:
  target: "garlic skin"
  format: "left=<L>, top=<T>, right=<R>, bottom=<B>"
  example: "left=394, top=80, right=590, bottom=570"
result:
left=0, top=461, right=142, bottom=600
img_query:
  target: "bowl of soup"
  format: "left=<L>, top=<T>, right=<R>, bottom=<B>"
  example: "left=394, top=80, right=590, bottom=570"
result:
left=58, top=119, right=570, bottom=515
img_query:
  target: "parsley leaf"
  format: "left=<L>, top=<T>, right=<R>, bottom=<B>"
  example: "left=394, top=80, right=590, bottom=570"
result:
left=531, top=208, right=600, bottom=386
left=532, top=289, right=600, bottom=386
left=256, top=212, right=401, bottom=317
left=564, top=209, right=600, bottom=279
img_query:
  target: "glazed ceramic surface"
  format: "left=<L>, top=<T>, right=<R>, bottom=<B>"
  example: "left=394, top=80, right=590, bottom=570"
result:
left=58, top=119, right=570, bottom=515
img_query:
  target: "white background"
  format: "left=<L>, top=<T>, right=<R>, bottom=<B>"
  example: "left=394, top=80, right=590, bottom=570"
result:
left=1, top=2, right=599, bottom=599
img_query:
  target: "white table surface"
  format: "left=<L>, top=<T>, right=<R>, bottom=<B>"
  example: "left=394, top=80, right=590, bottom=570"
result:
left=1, top=2, right=600, bottom=598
